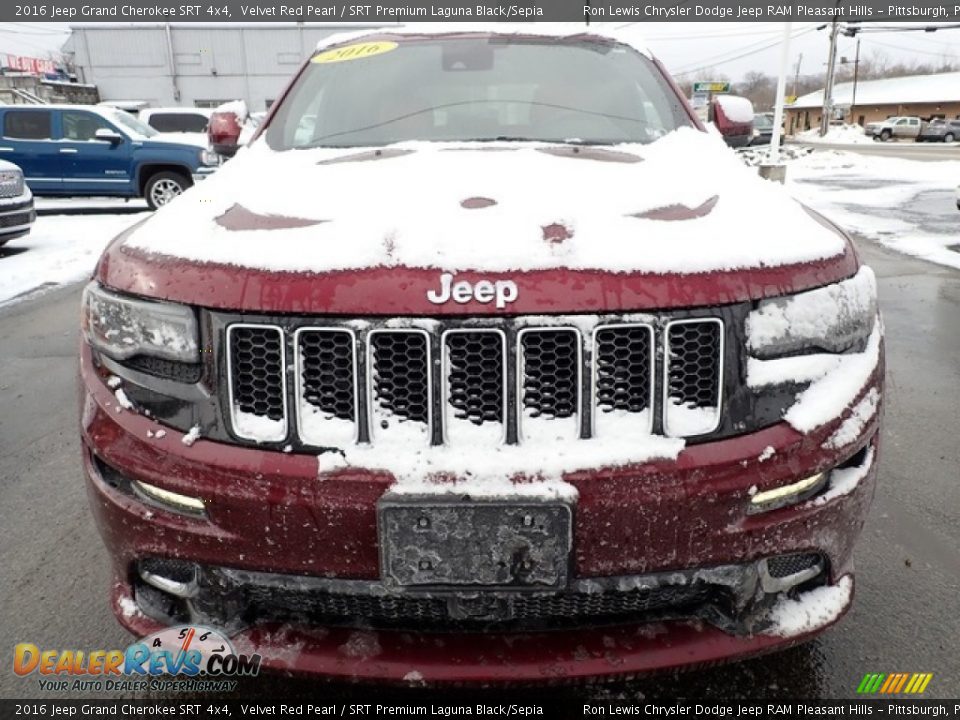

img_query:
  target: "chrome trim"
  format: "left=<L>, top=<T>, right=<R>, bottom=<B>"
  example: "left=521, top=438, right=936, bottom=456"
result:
left=758, top=555, right=824, bottom=594
left=590, top=322, right=655, bottom=437
left=293, top=326, right=359, bottom=447
left=225, top=323, right=288, bottom=443
left=662, top=317, right=725, bottom=438
left=440, top=328, right=508, bottom=445
left=366, top=328, right=433, bottom=445
left=58, top=147, right=78, bottom=154
left=139, top=564, right=199, bottom=599
left=131, top=479, right=206, bottom=517
left=516, top=326, right=582, bottom=443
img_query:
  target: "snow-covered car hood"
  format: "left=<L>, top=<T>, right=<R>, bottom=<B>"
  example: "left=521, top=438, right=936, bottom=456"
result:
left=98, top=127, right=858, bottom=314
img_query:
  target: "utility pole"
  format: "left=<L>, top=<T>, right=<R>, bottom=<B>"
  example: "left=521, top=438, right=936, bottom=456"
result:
left=792, top=52, right=803, bottom=98
left=850, top=38, right=861, bottom=124
left=768, top=22, right=792, bottom=170
left=820, top=17, right=840, bottom=136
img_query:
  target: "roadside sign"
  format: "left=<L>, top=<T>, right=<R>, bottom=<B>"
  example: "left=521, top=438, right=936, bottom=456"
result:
left=693, top=82, right=730, bottom=94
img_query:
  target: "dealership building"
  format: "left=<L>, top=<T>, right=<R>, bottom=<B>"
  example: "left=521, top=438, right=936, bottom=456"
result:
left=785, top=70, right=960, bottom=135
left=62, top=23, right=386, bottom=112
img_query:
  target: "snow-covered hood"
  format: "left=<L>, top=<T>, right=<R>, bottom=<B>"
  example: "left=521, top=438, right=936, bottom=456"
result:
left=99, top=127, right=858, bottom=314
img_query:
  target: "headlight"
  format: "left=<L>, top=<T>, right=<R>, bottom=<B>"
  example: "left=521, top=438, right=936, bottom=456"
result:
left=0, top=167, right=24, bottom=197
left=81, top=282, right=199, bottom=363
left=200, top=149, right=220, bottom=166
left=746, top=267, right=877, bottom=359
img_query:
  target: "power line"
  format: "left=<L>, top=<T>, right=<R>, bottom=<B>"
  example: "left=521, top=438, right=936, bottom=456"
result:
left=672, top=26, right=818, bottom=77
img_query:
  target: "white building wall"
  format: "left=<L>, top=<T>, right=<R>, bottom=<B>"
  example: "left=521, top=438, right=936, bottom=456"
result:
left=64, top=24, right=384, bottom=111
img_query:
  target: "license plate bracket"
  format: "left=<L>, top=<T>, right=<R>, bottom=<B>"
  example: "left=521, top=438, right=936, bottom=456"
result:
left=378, top=495, right=572, bottom=589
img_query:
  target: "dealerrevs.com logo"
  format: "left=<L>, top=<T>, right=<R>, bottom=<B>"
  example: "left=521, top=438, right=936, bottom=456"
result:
left=14, top=625, right=261, bottom=693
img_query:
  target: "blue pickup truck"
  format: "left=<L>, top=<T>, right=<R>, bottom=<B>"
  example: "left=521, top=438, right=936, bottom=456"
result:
left=0, top=105, right=219, bottom=209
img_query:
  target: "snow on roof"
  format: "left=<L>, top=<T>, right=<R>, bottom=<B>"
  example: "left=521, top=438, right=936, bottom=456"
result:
left=314, top=22, right=651, bottom=57
left=790, top=71, right=960, bottom=109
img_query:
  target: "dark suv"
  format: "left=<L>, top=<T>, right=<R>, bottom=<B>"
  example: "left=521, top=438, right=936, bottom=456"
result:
left=80, top=26, right=883, bottom=684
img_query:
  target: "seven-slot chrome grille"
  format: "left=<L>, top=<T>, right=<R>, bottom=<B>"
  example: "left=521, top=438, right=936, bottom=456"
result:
left=225, top=318, right=725, bottom=447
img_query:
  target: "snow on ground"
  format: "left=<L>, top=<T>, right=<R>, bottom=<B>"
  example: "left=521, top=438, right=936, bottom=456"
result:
left=0, top=199, right=148, bottom=306
left=793, top=124, right=875, bottom=145
left=784, top=149, right=960, bottom=271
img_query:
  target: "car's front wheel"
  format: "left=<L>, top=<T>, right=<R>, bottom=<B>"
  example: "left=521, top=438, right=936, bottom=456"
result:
left=944, top=132, right=955, bottom=143
left=880, top=129, right=892, bottom=141
left=144, top=171, right=191, bottom=210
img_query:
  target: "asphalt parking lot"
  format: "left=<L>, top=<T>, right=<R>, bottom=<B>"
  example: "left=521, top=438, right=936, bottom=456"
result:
left=1, top=204, right=958, bottom=705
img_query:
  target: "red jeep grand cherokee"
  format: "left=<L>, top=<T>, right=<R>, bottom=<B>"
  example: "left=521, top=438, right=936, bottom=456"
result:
left=79, top=26, right=883, bottom=684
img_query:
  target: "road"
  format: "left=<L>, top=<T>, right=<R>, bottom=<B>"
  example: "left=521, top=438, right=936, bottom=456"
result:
left=1, top=240, right=958, bottom=706
left=787, top=139, right=960, bottom=162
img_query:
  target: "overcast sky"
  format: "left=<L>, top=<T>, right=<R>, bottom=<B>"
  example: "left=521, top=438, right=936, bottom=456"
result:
left=0, top=21, right=958, bottom=85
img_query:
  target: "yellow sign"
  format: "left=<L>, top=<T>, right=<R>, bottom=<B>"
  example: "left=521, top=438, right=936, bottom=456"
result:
left=312, top=41, right=398, bottom=65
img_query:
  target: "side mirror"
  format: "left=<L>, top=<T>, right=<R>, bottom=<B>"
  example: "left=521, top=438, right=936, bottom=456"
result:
left=94, top=128, right=123, bottom=144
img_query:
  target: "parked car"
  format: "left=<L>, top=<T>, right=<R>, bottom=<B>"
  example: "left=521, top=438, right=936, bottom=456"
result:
left=749, top=112, right=775, bottom=146
left=864, top=116, right=921, bottom=141
left=916, top=118, right=960, bottom=143
left=0, top=105, right=219, bottom=209
left=710, top=94, right=755, bottom=148
left=0, top=159, right=34, bottom=247
left=208, top=101, right=265, bottom=158
left=79, top=27, right=883, bottom=684
left=139, top=107, right=211, bottom=148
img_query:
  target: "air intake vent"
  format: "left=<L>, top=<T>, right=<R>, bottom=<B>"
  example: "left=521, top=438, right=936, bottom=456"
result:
left=663, top=319, right=723, bottom=437
left=227, top=324, right=287, bottom=442
left=368, top=329, right=431, bottom=444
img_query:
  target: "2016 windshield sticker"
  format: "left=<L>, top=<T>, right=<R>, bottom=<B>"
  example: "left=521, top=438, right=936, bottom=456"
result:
left=312, top=42, right=398, bottom=64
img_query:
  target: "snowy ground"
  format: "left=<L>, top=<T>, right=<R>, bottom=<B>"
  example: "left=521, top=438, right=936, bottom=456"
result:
left=0, top=198, right=148, bottom=306
left=794, top=124, right=876, bottom=145
left=783, top=149, right=960, bottom=271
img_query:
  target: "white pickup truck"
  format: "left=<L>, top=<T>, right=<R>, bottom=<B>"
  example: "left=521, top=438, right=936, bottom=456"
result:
left=864, top=116, right=921, bottom=141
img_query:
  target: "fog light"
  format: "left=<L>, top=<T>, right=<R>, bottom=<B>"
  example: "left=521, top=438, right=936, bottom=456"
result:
left=132, top=479, right=205, bottom=517
left=748, top=472, right=826, bottom=514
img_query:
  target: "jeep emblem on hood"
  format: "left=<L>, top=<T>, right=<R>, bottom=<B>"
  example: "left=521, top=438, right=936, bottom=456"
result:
left=427, top=273, right=518, bottom=309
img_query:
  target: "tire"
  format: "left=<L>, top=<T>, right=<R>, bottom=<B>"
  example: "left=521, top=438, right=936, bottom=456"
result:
left=944, top=133, right=955, bottom=143
left=880, top=130, right=892, bottom=141
left=144, top=171, right=191, bottom=210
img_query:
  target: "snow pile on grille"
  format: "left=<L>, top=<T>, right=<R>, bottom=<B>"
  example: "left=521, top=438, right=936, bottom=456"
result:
left=123, top=127, right=847, bottom=276
left=317, top=431, right=685, bottom=501
left=762, top=576, right=852, bottom=637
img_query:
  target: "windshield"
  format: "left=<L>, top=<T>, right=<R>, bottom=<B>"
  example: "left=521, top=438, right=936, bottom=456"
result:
left=107, top=110, right=158, bottom=139
left=754, top=114, right=774, bottom=130
left=266, top=35, right=693, bottom=149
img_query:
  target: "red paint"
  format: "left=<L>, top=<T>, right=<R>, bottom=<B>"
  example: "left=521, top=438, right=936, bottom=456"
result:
left=635, top=195, right=719, bottom=221
left=97, top=239, right=858, bottom=315
left=541, top=222, right=572, bottom=244
left=461, top=196, right=498, bottom=209
left=215, top=203, right=325, bottom=231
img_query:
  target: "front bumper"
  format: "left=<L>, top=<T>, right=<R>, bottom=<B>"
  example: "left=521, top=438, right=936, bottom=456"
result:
left=0, top=192, right=35, bottom=241
left=191, top=167, right=218, bottom=183
left=80, top=340, right=882, bottom=683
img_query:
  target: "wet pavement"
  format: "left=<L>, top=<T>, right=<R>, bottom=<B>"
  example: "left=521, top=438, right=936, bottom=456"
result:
left=1, top=240, right=958, bottom=706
